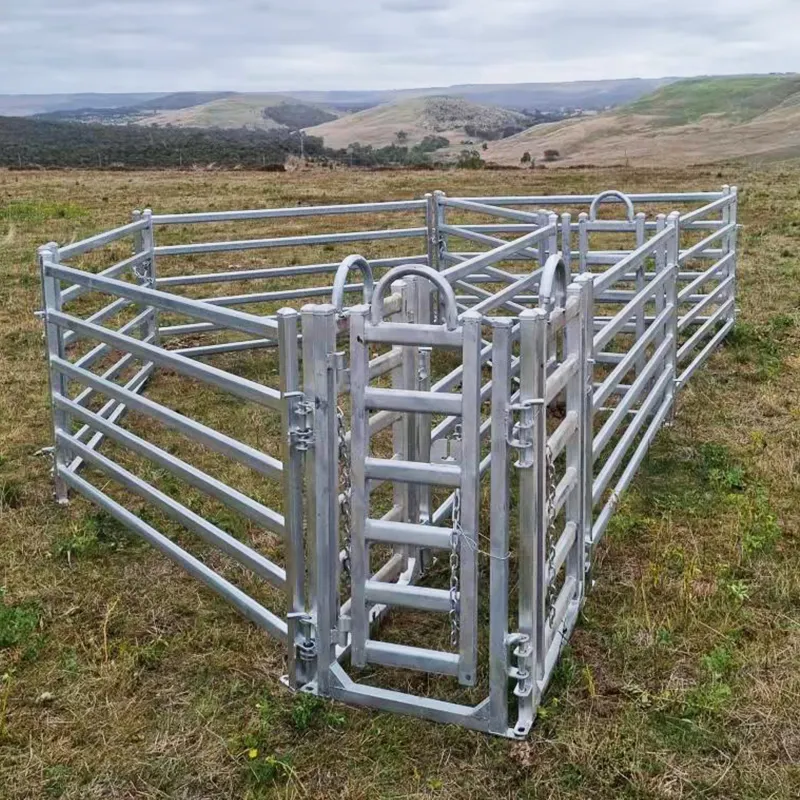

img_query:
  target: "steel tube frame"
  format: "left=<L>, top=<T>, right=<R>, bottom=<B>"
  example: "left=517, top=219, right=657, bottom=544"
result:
left=39, top=186, right=737, bottom=739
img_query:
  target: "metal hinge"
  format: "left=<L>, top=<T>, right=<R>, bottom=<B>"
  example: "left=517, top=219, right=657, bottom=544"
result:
left=506, top=399, right=543, bottom=468
left=506, top=632, right=533, bottom=698
left=287, top=612, right=317, bottom=663
left=286, top=391, right=315, bottom=451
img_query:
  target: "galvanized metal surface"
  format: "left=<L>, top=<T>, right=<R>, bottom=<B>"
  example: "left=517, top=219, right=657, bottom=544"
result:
left=38, top=186, right=738, bottom=738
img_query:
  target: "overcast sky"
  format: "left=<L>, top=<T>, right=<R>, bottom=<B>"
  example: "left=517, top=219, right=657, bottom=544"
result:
left=2, top=0, right=799, bottom=94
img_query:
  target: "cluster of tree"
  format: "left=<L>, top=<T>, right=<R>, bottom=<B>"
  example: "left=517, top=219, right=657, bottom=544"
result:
left=0, top=116, right=328, bottom=168
left=339, top=135, right=450, bottom=167
left=463, top=123, right=527, bottom=141
left=261, top=103, right=337, bottom=129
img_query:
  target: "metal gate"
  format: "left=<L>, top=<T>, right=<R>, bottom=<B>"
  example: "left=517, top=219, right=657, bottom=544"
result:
left=299, top=260, right=593, bottom=738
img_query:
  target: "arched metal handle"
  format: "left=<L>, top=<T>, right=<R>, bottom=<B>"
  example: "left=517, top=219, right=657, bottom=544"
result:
left=332, top=254, right=374, bottom=313
left=370, top=264, right=459, bottom=329
left=538, top=254, right=568, bottom=313
left=589, top=190, right=635, bottom=222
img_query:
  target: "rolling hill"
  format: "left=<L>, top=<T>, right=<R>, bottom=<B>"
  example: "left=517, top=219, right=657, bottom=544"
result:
left=483, top=75, right=800, bottom=167
left=305, top=96, right=532, bottom=148
left=0, top=78, right=673, bottom=121
left=138, top=93, right=339, bottom=130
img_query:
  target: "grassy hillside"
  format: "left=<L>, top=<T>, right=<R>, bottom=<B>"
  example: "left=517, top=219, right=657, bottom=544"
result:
left=1, top=79, right=676, bottom=119
left=626, top=74, right=800, bottom=126
left=306, top=95, right=531, bottom=148
left=141, top=94, right=338, bottom=131
left=485, top=74, right=800, bottom=167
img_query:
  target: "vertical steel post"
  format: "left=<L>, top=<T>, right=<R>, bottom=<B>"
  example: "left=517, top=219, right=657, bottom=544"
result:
left=666, top=213, right=681, bottom=412
left=39, top=243, right=69, bottom=504
left=488, top=318, right=513, bottom=734
left=391, top=279, right=411, bottom=533
left=142, top=208, right=159, bottom=346
left=400, top=278, right=419, bottom=538
left=654, top=213, right=667, bottom=351
left=531, top=311, right=548, bottom=687
left=578, top=275, right=595, bottom=571
left=278, top=308, right=309, bottom=688
left=458, top=310, right=482, bottom=687
left=537, top=210, right=549, bottom=266
left=347, top=305, right=370, bottom=669
left=301, top=303, right=339, bottom=693
left=433, top=191, right=448, bottom=323
left=516, top=310, right=538, bottom=728
left=725, top=186, right=738, bottom=324
left=560, top=213, right=573, bottom=279
left=425, top=192, right=438, bottom=272
left=634, top=212, right=647, bottom=377
left=578, top=213, right=589, bottom=274
left=132, top=208, right=158, bottom=345
left=518, top=309, right=547, bottom=696
left=547, top=213, right=559, bottom=260
left=565, top=280, right=587, bottom=600
left=414, top=277, right=433, bottom=536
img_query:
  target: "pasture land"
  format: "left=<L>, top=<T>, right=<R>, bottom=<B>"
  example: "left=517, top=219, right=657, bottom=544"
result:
left=0, top=164, right=798, bottom=799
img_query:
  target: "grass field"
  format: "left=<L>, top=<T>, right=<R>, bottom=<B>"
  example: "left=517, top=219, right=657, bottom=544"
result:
left=625, top=75, right=800, bottom=127
left=1, top=163, right=799, bottom=799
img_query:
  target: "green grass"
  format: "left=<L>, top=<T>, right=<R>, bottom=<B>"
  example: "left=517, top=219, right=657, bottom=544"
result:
left=626, top=74, right=800, bottom=126
left=0, top=163, right=798, bottom=798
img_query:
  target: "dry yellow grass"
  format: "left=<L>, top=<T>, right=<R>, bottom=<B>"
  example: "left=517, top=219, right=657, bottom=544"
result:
left=0, top=163, right=798, bottom=799
left=483, top=106, right=800, bottom=167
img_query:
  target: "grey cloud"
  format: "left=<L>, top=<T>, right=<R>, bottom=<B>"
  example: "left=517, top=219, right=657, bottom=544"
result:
left=381, top=0, right=450, bottom=11
left=0, top=0, right=798, bottom=93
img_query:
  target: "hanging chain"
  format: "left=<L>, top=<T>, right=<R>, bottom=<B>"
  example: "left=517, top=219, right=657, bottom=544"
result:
left=336, top=406, right=353, bottom=575
left=545, top=443, right=559, bottom=622
left=449, top=488, right=462, bottom=647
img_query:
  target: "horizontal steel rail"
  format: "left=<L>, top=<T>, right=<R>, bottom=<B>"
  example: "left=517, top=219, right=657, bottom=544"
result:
left=60, top=470, right=287, bottom=640
left=593, top=225, right=674, bottom=295
left=440, top=197, right=544, bottom=224
left=50, top=311, right=283, bottom=411
left=45, top=262, right=279, bottom=339
left=56, top=395, right=285, bottom=536
left=677, top=319, right=736, bottom=388
left=61, top=251, right=150, bottom=304
left=154, top=227, right=427, bottom=257
left=151, top=199, right=426, bottom=225
left=156, top=255, right=427, bottom=288
left=52, top=357, right=283, bottom=480
left=679, top=194, right=735, bottom=225
left=440, top=225, right=556, bottom=285
left=460, top=192, right=724, bottom=206
left=593, top=366, right=674, bottom=505
left=59, top=432, right=287, bottom=589
left=57, top=218, right=149, bottom=261
left=593, top=266, right=673, bottom=353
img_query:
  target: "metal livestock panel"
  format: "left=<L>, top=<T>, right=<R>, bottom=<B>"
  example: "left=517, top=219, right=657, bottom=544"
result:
left=38, top=186, right=738, bottom=738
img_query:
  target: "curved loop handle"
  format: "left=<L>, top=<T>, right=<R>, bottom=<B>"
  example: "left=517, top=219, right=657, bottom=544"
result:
left=370, top=264, right=459, bottom=330
left=589, top=190, right=635, bottom=222
left=332, top=254, right=375, bottom=313
left=538, top=254, right=568, bottom=314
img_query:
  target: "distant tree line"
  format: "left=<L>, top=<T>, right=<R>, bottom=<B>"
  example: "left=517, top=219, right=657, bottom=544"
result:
left=0, top=116, right=329, bottom=168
